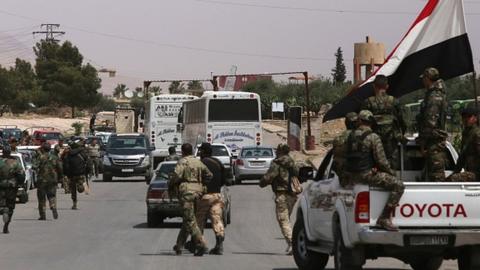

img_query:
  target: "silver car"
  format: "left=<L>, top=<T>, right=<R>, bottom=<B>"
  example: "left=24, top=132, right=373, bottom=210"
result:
left=234, top=146, right=275, bottom=184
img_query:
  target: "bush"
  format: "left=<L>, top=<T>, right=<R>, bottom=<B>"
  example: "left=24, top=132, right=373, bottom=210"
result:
left=71, top=122, right=84, bottom=136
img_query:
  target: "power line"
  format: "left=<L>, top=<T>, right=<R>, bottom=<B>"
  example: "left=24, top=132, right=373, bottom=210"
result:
left=33, top=24, right=65, bottom=42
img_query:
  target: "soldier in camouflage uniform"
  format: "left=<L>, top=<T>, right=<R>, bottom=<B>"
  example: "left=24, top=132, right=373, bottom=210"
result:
left=416, top=67, right=448, bottom=181
left=332, top=112, right=358, bottom=187
left=34, top=142, right=63, bottom=220
left=346, top=110, right=404, bottom=231
left=260, top=143, right=299, bottom=255
left=447, top=107, right=480, bottom=182
left=170, top=143, right=212, bottom=256
left=64, top=142, right=88, bottom=210
left=362, top=75, right=405, bottom=165
left=55, top=139, right=70, bottom=193
left=165, top=146, right=180, bottom=161
left=0, top=146, right=25, bottom=233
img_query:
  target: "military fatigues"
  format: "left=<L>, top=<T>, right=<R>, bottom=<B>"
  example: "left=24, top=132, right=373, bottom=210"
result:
left=346, top=125, right=404, bottom=229
left=416, top=80, right=448, bottom=181
left=260, top=154, right=299, bottom=247
left=0, top=157, right=25, bottom=233
left=362, top=93, right=405, bottom=165
left=448, top=125, right=480, bottom=182
left=170, top=155, right=212, bottom=254
left=34, top=151, right=63, bottom=219
left=332, top=130, right=353, bottom=187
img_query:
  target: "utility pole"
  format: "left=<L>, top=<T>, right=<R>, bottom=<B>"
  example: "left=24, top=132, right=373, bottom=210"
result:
left=33, top=24, right=65, bottom=42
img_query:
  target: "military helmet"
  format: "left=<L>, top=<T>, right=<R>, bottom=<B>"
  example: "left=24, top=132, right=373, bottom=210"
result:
left=276, top=143, right=290, bottom=155
left=41, top=142, right=51, bottom=152
left=345, top=112, right=358, bottom=123
left=420, top=67, right=440, bottom=81
left=358, top=110, right=375, bottom=123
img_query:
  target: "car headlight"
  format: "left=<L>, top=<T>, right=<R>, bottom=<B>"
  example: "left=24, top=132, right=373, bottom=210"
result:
left=141, top=156, right=150, bottom=167
left=103, top=156, right=111, bottom=166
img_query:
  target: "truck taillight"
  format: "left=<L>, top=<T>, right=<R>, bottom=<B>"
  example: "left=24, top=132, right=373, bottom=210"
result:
left=355, top=191, right=370, bottom=223
left=148, top=189, right=168, bottom=199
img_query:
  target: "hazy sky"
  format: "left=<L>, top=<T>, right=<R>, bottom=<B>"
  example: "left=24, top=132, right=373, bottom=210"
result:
left=1, top=0, right=479, bottom=94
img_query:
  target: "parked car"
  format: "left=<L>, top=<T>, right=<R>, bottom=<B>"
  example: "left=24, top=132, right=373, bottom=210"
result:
left=146, top=160, right=231, bottom=227
left=0, top=126, right=22, bottom=143
left=102, top=133, right=153, bottom=182
left=31, top=128, right=63, bottom=146
left=195, top=143, right=234, bottom=182
left=234, top=146, right=275, bottom=184
left=16, top=147, right=38, bottom=189
left=0, top=151, right=36, bottom=203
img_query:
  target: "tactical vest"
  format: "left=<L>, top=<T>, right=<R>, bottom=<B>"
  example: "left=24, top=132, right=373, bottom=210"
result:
left=367, top=95, right=395, bottom=126
left=346, top=130, right=374, bottom=173
left=419, top=85, right=447, bottom=131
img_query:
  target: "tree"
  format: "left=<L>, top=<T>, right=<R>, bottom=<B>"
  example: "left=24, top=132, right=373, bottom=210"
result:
left=149, top=86, right=161, bottom=96
left=8, top=59, right=42, bottom=113
left=114, top=84, right=128, bottom=98
left=187, top=80, right=203, bottom=90
left=169, top=81, right=185, bottom=94
left=331, top=47, right=346, bottom=84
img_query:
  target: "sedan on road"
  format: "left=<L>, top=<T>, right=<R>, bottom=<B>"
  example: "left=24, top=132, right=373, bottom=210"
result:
left=234, top=146, right=275, bottom=184
left=146, top=160, right=231, bottom=227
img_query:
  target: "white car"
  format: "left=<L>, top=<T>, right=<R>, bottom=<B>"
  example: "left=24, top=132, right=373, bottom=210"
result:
left=195, top=143, right=234, bottom=182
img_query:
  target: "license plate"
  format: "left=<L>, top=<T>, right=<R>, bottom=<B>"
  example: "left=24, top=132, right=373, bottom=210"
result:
left=408, top=235, right=450, bottom=246
left=121, top=168, right=134, bottom=173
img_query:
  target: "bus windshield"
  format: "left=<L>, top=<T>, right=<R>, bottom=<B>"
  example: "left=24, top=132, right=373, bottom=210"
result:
left=208, top=99, right=259, bottom=121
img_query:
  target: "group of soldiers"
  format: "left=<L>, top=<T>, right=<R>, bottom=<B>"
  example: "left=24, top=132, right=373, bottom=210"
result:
left=332, top=67, right=480, bottom=231
left=0, top=135, right=101, bottom=234
left=168, top=143, right=227, bottom=256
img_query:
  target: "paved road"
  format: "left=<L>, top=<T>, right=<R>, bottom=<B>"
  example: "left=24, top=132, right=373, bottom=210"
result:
left=0, top=176, right=459, bottom=270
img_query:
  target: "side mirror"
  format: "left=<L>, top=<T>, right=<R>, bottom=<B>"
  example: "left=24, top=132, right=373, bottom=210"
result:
left=299, top=166, right=314, bottom=183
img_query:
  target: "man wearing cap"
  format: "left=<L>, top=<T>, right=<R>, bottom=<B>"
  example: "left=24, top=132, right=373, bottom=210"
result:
left=63, top=141, right=88, bottom=210
left=416, top=67, right=448, bottom=181
left=332, top=112, right=358, bottom=187
left=33, top=142, right=63, bottom=220
left=447, top=107, right=480, bottom=182
left=260, top=143, right=299, bottom=255
left=362, top=75, right=405, bottom=165
left=346, top=110, right=404, bottom=231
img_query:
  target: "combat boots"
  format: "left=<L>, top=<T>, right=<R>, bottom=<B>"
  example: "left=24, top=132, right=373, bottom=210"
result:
left=194, top=241, right=208, bottom=257
left=38, top=212, right=46, bottom=221
left=71, top=201, right=78, bottom=210
left=3, top=212, right=10, bottom=234
left=376, top=205, right=398, bottom=231
left=209, top=235, right=224, bottom=255
left=173, top=244, right=182, bottom=255
left=52, top=208, right=58, bottom=219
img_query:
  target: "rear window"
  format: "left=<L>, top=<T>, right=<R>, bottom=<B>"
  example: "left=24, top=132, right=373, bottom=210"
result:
left=37, top=132, right=62, bottom=140
left=108, top=137, right=146, bottom=149
left=196, top=145, right=230, bottom=157
left=155, top=163, right=177, bottom=181
left=241, top=148, right=273, bottom=158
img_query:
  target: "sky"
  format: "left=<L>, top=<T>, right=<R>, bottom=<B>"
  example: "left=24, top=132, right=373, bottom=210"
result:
left=0, top=0, right=480, bottom=95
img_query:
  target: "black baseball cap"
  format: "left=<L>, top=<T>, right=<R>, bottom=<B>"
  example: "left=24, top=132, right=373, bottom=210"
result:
left=461, top=107, right=478, bottom=116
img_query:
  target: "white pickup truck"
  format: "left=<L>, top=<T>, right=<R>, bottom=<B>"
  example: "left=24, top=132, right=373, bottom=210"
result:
left=293, top=139, right=480, bottom=270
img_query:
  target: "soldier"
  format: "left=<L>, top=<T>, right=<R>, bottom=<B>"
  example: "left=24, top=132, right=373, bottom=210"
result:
left=332, top=112, right=358, bottom=187
left=0, top=146, right=25, bottom=233
left=165, top=146, right=180, bottom=161
left=86, top=138, right=101, bottom=178
left=34, top=142, right=63, bottom=220
left=447, top=107, right=480, bottom=182
left=196, top=143, right=226, bottom=255
left=346, top=110, right=404, bottom=231
left=171, top=143, right=212, bottom=256
left=416, top=67, right=448, bottom=181
left=55, top=139, right=70, bottom=193
left=259, top=143, right=299, bottom=255
left=9, top=138, right=18, bottom=153
left=362, top=75, right=405, bottom=165
left=63, top=142, right=88, bottom=210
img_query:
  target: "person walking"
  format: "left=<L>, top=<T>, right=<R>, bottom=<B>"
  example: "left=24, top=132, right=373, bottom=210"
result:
left=0, top=146, right=25, bottom=233
left=55, top=139, right=70, bottom=193
left=170, top=143, right=212, bottom=256
left=63, top=141, right=88, bottom=210
left=259, top=143, right=299, bottom=255
left=165, top=146, right=180, bottom=161
left=34, top=142, right=63, bottom=220
left=87, top=138, right=101, bottom=179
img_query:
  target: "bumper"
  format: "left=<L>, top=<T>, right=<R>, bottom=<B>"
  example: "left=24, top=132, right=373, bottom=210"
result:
left=147, top=201, right=182, bottom=218
left=235, top=166, right=267, bottom=180
left=103, top=165, right=151, bottom=177
left=358, top=227, right=480, bottom=247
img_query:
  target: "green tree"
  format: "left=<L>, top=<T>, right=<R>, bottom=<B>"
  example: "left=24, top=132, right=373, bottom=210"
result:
left=149, top=86, right=161, bottom=96
left=93, top=95, right=116, bottom=112
left=114, top=83, right=128, bottom=98
left=169, top=81, right=185, bottom=94
left=187, top=80, right=203, bottom=90
left=331, top=47, right=346, bottom=84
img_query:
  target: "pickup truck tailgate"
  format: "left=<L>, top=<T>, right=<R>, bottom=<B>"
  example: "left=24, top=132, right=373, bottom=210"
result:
left=370, top=182, right=480, bottom=227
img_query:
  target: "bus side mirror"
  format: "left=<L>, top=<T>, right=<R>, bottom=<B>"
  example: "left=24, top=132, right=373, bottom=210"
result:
left=176, top=124, right=184, bottom=132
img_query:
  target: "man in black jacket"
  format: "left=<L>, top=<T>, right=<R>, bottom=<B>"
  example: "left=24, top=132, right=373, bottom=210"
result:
left=63, top=142, right=88, bottom=210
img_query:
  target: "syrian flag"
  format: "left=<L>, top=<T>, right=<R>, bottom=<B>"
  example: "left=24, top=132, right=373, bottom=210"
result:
left=323, top=0, right=474, bottom=122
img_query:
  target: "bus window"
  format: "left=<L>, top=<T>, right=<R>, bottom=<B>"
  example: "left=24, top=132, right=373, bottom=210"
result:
left=208, top=99, right=259, bottom=121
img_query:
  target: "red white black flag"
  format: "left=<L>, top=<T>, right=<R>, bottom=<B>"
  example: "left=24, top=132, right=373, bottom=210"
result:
left=323, top=0, right=474, bottom=122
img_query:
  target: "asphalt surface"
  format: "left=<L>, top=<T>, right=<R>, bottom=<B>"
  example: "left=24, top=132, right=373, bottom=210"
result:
left=0, top=133, right=459, bottom=270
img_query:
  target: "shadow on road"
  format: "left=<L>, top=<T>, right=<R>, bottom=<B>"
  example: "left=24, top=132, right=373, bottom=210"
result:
left=232, top=251, right=287, bottom=256
left=139, top=251, right=177, bottom=256
left=133, top=222, right=182, bottom=229
left=273, top=269, right=407, bottom=270
left=92, top=179, right=146, bottom=183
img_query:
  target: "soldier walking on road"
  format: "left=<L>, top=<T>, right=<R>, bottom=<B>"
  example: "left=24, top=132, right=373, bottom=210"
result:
left=346, top=110, right=404, bottom=231
left=64, top=142, right=88, bottom=210
left=0, top=146, right=25, bottom=233
left=416, top=67, right=448, bottom=182
left=87, top=138, right=101, bottom=179
left=447, top=107, right=480, bottom=182
left=259, top=143, right=299, bottom=255
left=332, top=112, right=358, bottom=187
left=362, top=75, right=405, bottom=165
left=55, top=139, right=70, bottom=193
left=34, top=142, right=63, bottom=220
left=170, top=143, right=212, bottom=256
left=165, top=146, right=180, bottom=161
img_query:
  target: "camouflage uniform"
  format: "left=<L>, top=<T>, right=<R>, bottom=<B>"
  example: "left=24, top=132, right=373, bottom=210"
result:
left=332, top=112, right=358, bottom=187
left=416, top=78, right=448, bottom=181
left=165, top=154, right=180, bottom=161
left=55, top=144, right=70, bottom=193
left=448, top=123, right=480, bottom=182
left=34, top=150, right=63, bottom=220
left=260, top=148, right=298, bottom=249
left=362, top=92, right=405, bottom=165
left=346, top=111, right=404, bottom=230
left=171, top=155, right=212, bottom=255
left=0, top=156, right=25, bottom=233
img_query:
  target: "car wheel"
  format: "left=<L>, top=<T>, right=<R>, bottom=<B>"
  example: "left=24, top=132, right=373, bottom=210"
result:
left=334, top=224, right=362, bottom=270
left=103, top=173, right=112, bottom=182
left=292, top=214, right=328, bottom=270
left=18, top=190, right=29, bottom=204
left=458, top=246, right=480, bottom=270
left=410, top=257, right=442, bottom=270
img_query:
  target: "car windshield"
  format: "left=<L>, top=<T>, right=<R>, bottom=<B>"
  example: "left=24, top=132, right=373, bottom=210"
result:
left=39, top=132, right=62, bottom=140
left=241, top=148, right=273, bottom=158
left=155, top=163, right=177, bottom=181
left=3, top=129, right=22, bottom=139
left=108, top=137, right=146, bottom=149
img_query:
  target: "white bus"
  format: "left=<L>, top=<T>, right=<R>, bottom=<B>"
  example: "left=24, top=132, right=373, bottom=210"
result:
left=181, top=91, right=262, bottom=156
left=145, top=94, right=198, bottom=166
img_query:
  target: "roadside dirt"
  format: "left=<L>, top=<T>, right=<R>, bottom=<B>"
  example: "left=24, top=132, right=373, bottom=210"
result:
left=0, top=114, right=89, bottom=135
